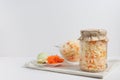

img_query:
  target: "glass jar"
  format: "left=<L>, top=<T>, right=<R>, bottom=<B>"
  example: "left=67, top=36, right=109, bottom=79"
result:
left=60, top=40, right=80, bottom=64
left=79, top=29, right=108, bottom=72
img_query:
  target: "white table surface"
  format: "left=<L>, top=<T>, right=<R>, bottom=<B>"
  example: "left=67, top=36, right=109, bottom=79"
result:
left=0, top=57, right=120, bottom=80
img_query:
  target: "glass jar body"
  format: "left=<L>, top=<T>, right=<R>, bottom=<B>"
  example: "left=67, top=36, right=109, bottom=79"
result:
left=80, top=40, right=107, bottom=72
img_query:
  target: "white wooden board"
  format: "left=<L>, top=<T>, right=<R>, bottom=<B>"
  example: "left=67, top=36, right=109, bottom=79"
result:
left=24, top=60, right=120, bottom=79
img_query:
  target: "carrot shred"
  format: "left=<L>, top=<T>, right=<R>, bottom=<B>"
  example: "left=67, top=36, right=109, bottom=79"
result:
left=47, top=55, right=64, bottom=64
left=89, top=41, right=96, bottom=44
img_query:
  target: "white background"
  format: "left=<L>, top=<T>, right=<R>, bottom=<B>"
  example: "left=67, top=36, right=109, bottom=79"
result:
left=0, top=0, right=120, bottom=57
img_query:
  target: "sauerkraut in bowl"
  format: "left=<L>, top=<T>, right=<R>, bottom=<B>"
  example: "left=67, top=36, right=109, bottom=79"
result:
left=60, top=40, right=80, bottom=64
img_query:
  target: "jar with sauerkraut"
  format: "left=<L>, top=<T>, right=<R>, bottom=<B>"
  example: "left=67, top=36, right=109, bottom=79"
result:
left=79, top=29, right=108, bottom=72
left=60, top=40, right=80, bottom=64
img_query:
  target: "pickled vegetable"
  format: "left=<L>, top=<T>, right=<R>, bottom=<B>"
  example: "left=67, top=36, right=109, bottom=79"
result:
left=80, top=40, right=107, bottom=72
left=60, top=40, right=80, bottom=62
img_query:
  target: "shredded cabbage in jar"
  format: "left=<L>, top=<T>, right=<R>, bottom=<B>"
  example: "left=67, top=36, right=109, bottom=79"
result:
left=80, top=40, right=107, bottom=72
left=60, top=40, right=80, bottom=62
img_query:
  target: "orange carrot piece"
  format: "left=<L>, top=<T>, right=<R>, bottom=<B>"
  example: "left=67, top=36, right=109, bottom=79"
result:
left=89, top=41, right=96, bottom=44
left=47, top=55, right=64, bottom=64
